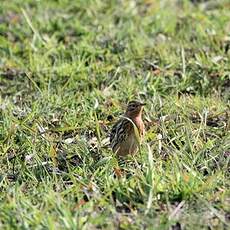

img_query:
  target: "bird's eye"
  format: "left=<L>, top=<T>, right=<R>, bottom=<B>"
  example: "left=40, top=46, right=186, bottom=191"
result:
left=131, top=104, right=138, bottom=110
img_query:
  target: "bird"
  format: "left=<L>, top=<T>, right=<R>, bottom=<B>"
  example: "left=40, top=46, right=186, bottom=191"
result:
left=110, top=100, right=145, bottom=156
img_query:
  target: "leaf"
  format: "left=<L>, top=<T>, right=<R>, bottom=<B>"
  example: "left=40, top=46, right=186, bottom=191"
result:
left=183, top=173, right=190, bottom=183
left=49, top=145, right=57, bottom=166
left=114, top=167, right=122, bottom=178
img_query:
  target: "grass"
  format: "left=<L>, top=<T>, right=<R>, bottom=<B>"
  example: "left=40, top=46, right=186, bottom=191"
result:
left=0, top=0, right=229, bottom=229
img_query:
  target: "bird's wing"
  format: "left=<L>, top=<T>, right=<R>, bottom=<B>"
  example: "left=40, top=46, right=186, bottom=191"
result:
left=110, top=118, right=132, bottom=150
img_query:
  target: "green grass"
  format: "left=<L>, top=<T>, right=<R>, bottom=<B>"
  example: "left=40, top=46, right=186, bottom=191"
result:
left=0, top=0, right=229, bottom=229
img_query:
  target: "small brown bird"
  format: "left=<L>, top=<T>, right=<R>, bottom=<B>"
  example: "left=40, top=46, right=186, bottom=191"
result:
left=110, top=100, right=145, bottom=156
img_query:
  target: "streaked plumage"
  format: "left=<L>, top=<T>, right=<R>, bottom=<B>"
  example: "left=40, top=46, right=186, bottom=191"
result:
left=110, top=101, right=145, bottom=156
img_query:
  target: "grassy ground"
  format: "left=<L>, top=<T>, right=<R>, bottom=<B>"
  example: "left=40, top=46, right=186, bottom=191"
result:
left=0, top=0, right=229, bottom=229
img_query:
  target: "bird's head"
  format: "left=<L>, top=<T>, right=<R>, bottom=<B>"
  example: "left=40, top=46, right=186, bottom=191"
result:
left=125, top=100, right=146, bottom=118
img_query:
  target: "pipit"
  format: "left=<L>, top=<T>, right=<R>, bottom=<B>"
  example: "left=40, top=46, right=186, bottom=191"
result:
left=110, top=100, right=145, bottom=156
